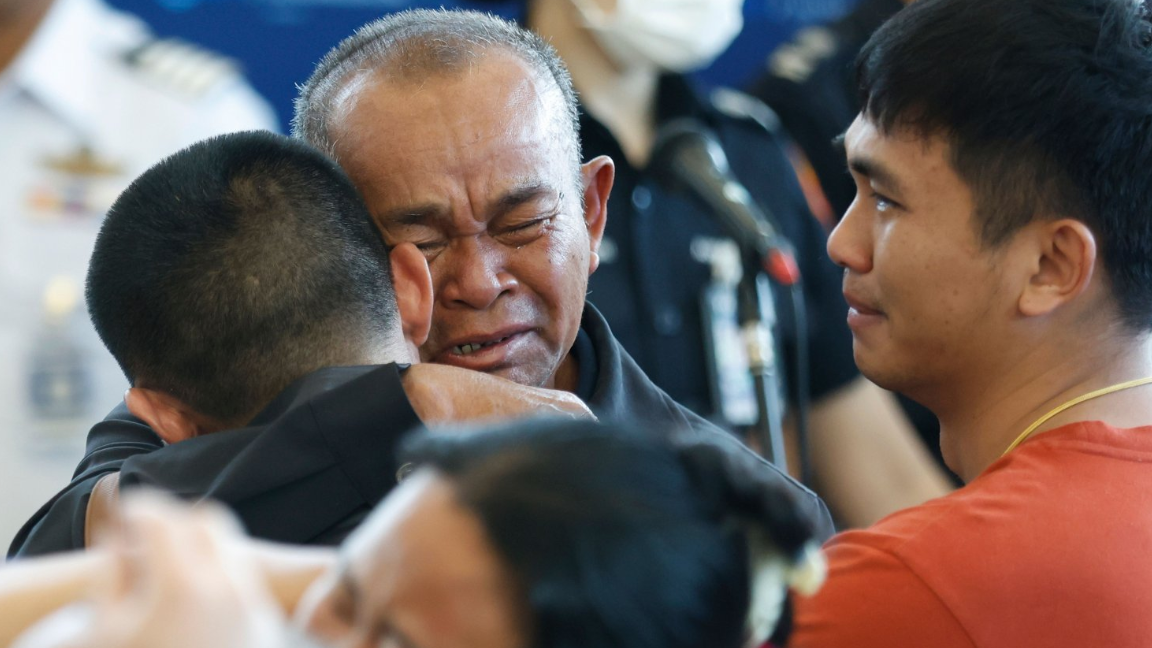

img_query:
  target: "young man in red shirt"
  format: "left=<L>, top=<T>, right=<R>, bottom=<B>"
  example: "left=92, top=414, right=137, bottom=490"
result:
left=789, top=0, right=1152, bottom=646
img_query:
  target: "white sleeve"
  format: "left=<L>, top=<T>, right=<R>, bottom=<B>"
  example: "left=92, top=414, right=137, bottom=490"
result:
left=184, top=78, right=282, bottom=140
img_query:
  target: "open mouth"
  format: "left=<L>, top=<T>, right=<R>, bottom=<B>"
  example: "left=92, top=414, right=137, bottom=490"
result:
left=452, top=334, right=516, bottom=356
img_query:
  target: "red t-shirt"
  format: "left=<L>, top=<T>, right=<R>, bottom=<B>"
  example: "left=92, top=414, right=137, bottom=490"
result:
left=790, top=421, right=1152, bottom=648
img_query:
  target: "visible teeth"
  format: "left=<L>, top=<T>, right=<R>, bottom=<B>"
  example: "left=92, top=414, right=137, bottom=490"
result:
left=453, top=337, right=508, bottom=356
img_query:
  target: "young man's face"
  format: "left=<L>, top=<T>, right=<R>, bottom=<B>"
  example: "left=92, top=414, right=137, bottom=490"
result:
left=828, top=115, right=1021, bottom=408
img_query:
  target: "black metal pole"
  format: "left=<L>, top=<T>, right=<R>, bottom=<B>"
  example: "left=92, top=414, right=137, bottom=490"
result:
left=738, top=269, right=788, bottom=470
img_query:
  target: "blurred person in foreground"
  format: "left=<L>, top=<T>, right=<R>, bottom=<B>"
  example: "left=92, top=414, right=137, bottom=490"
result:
left=11, top=130, right=592, bottom=557
left=0, top=0, right=276, bottom=543
left=4, top=420, right=826, bottom=648
left=472, top=0, right=951, bottom=527
left=790, top=0, right=1152, bottom=645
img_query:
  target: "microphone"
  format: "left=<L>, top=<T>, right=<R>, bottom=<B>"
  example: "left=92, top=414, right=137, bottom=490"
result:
left=649, top=119, right=800, bottom=285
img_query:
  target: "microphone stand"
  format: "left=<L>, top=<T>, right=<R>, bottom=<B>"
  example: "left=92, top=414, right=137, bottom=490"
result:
left=738, top=264, right=789, bottom=471
left=649, top=118, right=808, bottom=479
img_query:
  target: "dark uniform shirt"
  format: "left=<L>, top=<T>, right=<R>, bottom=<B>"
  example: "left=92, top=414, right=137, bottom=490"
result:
left=9, top=364, right=422, bottom=557
left=585, top=74, right=858, bottom=422
left=747, top=0, right=906, bottom=219
left=10, top=307, right=833, bottom=558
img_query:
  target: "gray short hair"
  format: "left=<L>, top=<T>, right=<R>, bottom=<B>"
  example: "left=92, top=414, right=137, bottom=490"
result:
left=292, top=9, right=582, bottom=170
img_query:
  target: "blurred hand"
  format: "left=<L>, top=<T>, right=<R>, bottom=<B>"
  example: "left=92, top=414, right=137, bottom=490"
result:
left=14, top=492, right=287, bottom=648
left=402, top=363, right=596, bottom=425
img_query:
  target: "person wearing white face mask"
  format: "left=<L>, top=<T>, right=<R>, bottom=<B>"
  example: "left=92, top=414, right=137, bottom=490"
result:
left=570, top=0, right=743, bottom=73
left=540, top=0, right=744, bottom=165
left=474, top=0, right=953, bottom=528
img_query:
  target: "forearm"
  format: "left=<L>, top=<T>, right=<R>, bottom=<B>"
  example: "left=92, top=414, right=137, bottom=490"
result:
left=0, top=552, right=108, bottom=647
left=0, top=542, right=335, bottom=645
left=804, top=376, right=953, bottom=528
left=246, top=541, right=337, bottom=614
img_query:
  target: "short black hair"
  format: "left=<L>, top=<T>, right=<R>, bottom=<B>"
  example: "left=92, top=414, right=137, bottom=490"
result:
left=87, top=130, right=399, bottom=425
left=402, top=419, right=818, bottom=648
left=857, top=0, right=1152, bottom=329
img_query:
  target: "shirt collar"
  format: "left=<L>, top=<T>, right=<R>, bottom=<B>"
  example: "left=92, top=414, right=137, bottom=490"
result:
left=246, top=365, right=387, bottom=427
left=577, top=73, right=712, bottom=172
left=570, top=323, right=599, bottom=404
left=653, top=73, right=711, bottom=127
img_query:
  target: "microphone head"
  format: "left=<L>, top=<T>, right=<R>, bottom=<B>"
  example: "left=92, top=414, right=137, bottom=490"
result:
left=646, top=119, right=802, bottom=285
left=649, top=118, right=733, bottom=193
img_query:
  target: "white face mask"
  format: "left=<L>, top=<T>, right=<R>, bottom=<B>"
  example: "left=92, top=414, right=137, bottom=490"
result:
left=572, top=0, right=745, bottom=73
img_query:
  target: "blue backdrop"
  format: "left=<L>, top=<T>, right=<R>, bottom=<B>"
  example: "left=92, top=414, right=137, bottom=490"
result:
left=103, top=0, right=860, bottom=129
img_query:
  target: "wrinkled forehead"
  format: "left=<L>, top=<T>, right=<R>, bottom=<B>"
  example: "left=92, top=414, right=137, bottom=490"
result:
left=329, top=50, right=575, bottom=161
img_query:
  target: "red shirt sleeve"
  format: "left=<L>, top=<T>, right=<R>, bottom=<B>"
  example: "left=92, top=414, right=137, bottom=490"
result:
left=788, top=537, right=976, bottom=648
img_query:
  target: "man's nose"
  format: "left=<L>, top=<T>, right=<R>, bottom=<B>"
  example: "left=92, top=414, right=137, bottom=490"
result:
left=827, top=197, right=874, bottom=274
left=438, top=235, right=517, bottom=310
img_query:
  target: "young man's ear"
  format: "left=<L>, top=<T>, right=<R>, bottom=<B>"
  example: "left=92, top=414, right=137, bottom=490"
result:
left=390, top=242, right=434, bottom=357
left=580, top=155, right=615, bottom=275
left=1018, top=219, right=1098, bottom=318
left=124, top=388, right=215, bottom=444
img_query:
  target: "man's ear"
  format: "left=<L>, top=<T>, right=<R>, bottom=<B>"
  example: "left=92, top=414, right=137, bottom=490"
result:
left=389, top=242, right=433, bottom=354
left=1018, top=219, right=1098, bottom=318
left=124, top=388, right=209, bottom=445
left=580, top=155, right=615, bottom=275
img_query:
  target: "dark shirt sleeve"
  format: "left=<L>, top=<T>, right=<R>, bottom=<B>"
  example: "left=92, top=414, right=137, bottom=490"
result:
left=9, top=364, right=422, bottom=557
left=119, top=364, right=421, bottom=546
left=696, top=422, right=836, bottom=543
left=8, top=404, right=163, bottom=558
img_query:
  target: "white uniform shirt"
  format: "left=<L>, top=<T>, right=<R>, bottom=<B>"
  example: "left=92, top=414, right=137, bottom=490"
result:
left=0, top=0, right=278, bottom=546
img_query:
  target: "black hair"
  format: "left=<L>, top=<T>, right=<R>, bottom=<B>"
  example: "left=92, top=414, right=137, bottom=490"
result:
left=87, top=130, right=398, bottom=425
left=401, top=419, right=817, bottom=648
left=857, top=0, right=1152, bottom=329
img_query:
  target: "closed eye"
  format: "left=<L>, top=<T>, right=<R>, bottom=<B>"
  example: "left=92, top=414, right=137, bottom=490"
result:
left=508, top=217, right=549, bottom=232
left=494, top=215, right=553, bottom=247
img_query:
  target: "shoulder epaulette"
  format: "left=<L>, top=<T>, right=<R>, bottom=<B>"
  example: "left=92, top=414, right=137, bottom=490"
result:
left=121, top=37, right=240, bottom=100
left=709, top=87, right=783, bottom=136
left=765, top=25, right=838, bottom=85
